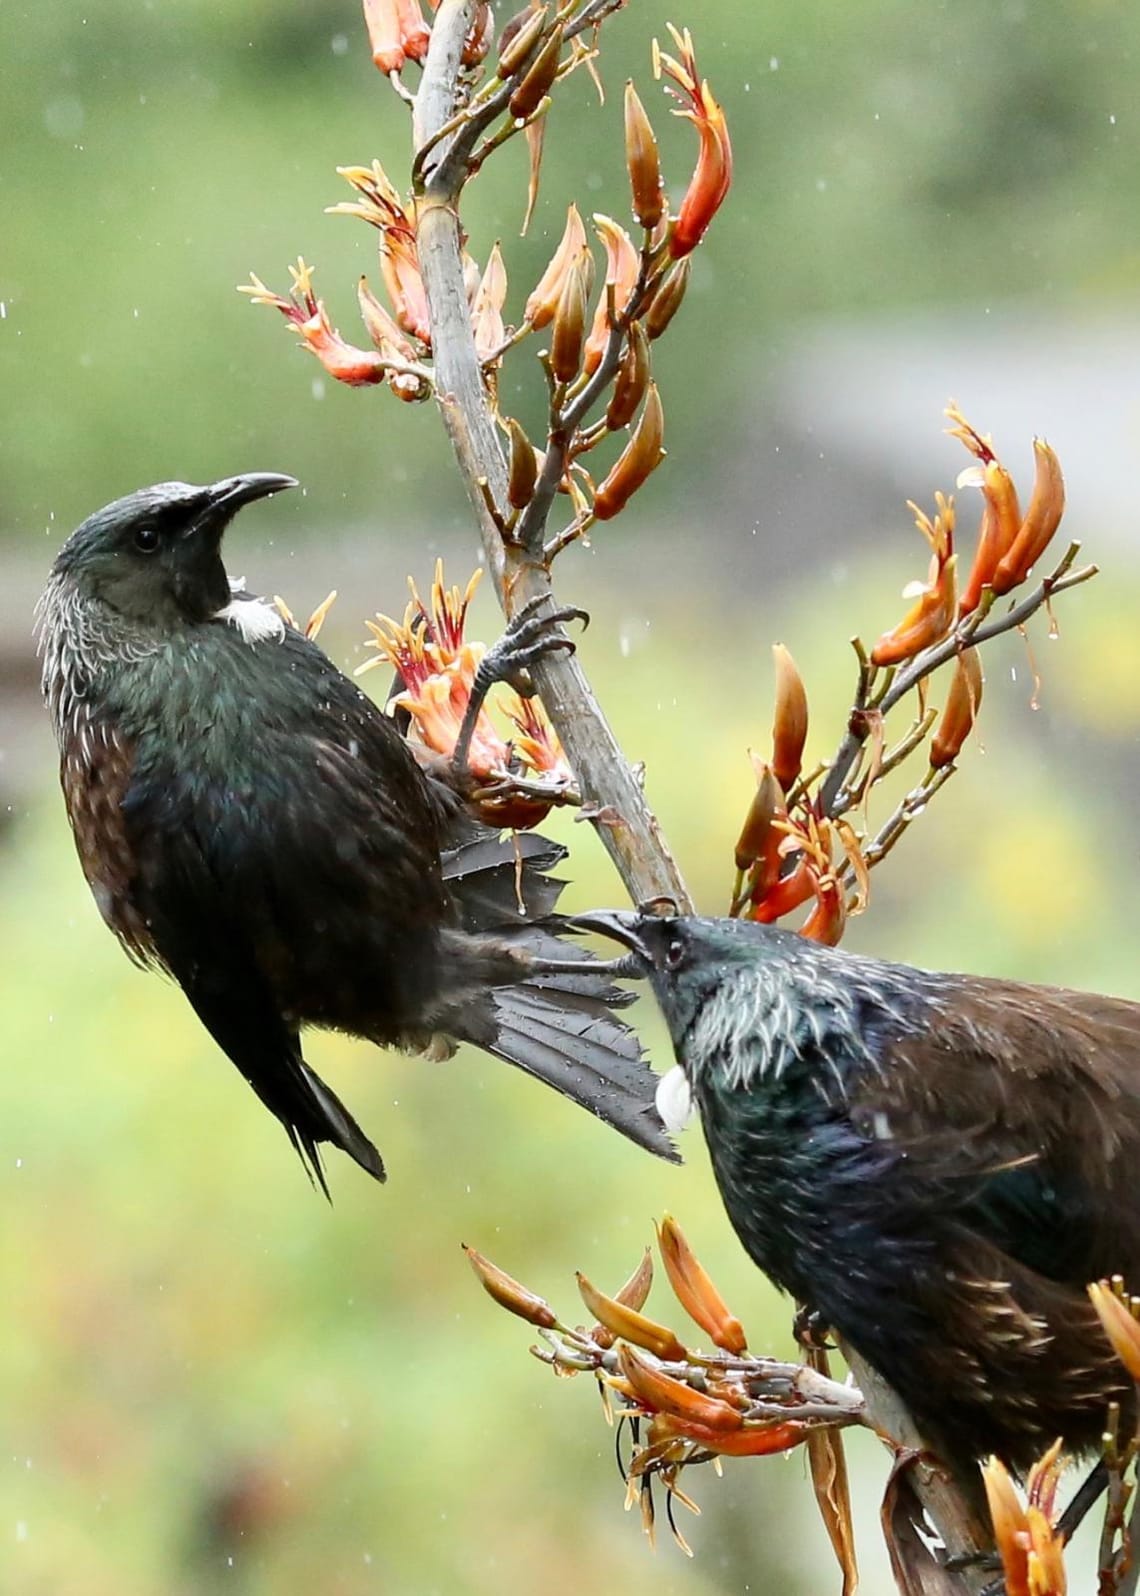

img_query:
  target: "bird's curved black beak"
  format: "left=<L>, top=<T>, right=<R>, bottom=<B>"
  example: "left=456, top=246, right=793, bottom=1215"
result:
left=183, top=473, right=299, bottom=542
left=568, top=909, right=655, bottom=966
left=207, top=473, right=299, bottom=511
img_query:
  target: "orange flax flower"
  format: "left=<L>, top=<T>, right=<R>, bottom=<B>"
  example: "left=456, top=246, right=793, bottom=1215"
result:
left=240, top=260, right=388, bottom=387
left=871, top=494, right=957, bottom=666
left=328, top=164, right=431, bottom=346
left=583, top=215, right=640, bottom=375
left=653, top=26, right=733, bottom=259
left=359, top=564, right=573, bottom=825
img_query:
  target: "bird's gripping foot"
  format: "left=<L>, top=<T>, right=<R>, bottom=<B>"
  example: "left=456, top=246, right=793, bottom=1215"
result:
left=452, top=595, right=587, bottom=780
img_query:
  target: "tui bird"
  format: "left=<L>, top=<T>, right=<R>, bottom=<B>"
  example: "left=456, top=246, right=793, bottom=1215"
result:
left=36, top=474, right=675, bottom=1191
left=573, top=908, right=1140, bottom=1472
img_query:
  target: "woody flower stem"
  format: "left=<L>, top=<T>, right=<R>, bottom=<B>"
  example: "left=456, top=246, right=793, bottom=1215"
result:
left=412, top=4, right=991, bottom=1586
left=412, top=0, right=688, bottom=906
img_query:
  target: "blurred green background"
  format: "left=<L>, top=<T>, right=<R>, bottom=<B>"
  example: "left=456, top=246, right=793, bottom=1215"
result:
left=3, top=1, right=1139, bottom=1592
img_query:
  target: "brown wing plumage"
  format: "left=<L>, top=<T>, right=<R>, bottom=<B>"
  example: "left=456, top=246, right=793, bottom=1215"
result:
left=59, top=707, right=153, bottom=965
left=847, top=975, right=1140, bottom=1462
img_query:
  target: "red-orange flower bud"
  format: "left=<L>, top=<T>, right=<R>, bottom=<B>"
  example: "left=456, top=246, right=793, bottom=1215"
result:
left=624, top=81, right=665, bottom=229
left=395, top=0, right=430, bottom=61
left=498, top=5, right=548, bottom=78
left=509, top=21, right=562, bottom=120
left=991, top=439, right=1066, bottom=595
left=981, top=1452, right=1068, bottom=1596
left=656, top=1215, right=747, bottom=1355
left=588, top=1249, right=655, bottom=1350
left=770, top=643, right=808, bottom=793
left=957, top=459, right=1021, bottom=615
left=799, top=874, right=846, bottom=946
left=734, top=760, right=784, bottom=874
left=645, top=257, right=690, bottom=340
left=650, top=1411, right=808, bottom=1458
left=617, top=1345, right=743, bottom=1431
left=576, top=1272, right=687, bottom=1361
left=871, top=495, right=957, bottom=667
left=871, top=555, right=957, bottom=666
left=549, top=248, right=591, bottom=384
left=592, top=383, right=666, bottom=520
left=748, top=852, right=814, bottom=924
left=505, top=416, right=538, bottom=509
left=525, top=204, right=587, bottom=329
left=583, top=215, right=640, bottom=375
left=930, top=648, right=983, bottom=770
left=606, top=322, right=650, bottom=430
left=363, top=0, right=407, bottom=72
left=463, top=1244, right=558, bottom=1329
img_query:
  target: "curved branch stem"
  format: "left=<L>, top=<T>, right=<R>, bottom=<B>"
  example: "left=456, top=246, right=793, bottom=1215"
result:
left=412, top=0, right=690, bottom=909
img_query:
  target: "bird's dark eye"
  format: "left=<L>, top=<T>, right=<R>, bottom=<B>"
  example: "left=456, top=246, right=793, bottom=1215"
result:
left=665, top=938, right=685, bottom=970
left=133, top=525, right=160, bottom=554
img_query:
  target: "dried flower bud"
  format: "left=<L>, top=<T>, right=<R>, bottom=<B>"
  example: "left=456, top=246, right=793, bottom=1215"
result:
left=463, top=1244, right=558, bottom=1328
left=593, top=382, right=666, bottom=520
left=1089, top=1280, right=1140, bottom=1383
left=549, top=248, right=591, bottom=384
left=770, top=643, right=808, bottom=793
left=656, top=1215, right=747, bottom=1354
left=505, top=417, right=539, bottom=509
left=734, top=760, right=783, bottom=873
left=645, top=257, right=690, bottom=340
left=930, top=648, right=983, bottom=770
left=525, top=204, right=587, bottom=329
left=614, top=1248, right=654, bottom=1313
left=624, top=81, right=665, bottom=228
left=498, top=4, right=547, bottom=78
left=606, top=322, right=651, bottom=430
left=991, top=439, right=1066, bottom=595
left=583, top=215, right=640, bottom=375
left=589, top=1248, right=654, bottom=1350
left=576, top=1271, right=687, bottom=1360
left=471, top=241, right=508, bottom=361
left=509, top=22, right=562, bottom=120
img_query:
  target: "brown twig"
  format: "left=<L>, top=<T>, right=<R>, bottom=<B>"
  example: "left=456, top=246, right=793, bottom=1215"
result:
left=820, top=543, right=1097, bottom=819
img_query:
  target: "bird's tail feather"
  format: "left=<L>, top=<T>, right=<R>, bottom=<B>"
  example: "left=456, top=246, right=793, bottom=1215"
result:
left=440, top=828, right=677, bottom=1162
left=292, top=1062, right=387, bottom=1195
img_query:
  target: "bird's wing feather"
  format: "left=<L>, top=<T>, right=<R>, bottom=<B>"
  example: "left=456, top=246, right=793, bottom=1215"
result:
left=124, top=795, right=385, bottom=1189
left=60, top=710, right=154, bottom=964
left=850, top=975, right=1140, bottom=1283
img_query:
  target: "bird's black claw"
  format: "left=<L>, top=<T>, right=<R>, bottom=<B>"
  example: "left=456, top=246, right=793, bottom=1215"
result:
left=474, top=598, right=589, bottom=700
left=792, top=1303, right=836, bottom=1352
